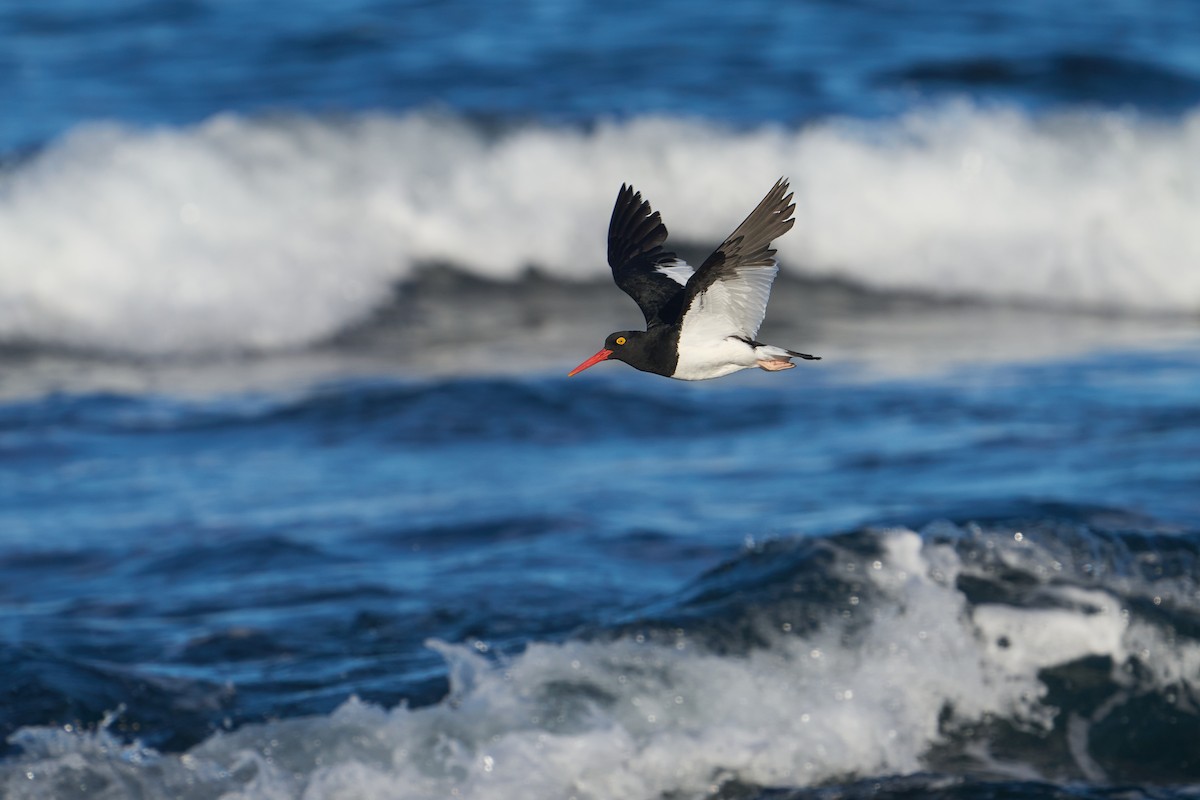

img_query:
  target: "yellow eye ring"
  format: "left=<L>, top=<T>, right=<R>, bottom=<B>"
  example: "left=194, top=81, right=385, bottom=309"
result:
left=615, top=336, right=627, bottom=345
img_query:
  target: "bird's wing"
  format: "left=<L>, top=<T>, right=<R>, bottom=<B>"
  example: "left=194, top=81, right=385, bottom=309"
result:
left=607, top=184, right=692, bottom=326
left=680, top=178, right=794, bottom=338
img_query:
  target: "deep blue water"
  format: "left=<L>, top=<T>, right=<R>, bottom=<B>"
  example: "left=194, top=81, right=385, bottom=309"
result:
left=3, top=1, right=1200, bottom=798
left=5, top=0, right=1200, bottom=153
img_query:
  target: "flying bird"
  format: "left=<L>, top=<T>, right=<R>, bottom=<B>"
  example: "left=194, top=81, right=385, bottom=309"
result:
left=568, top=178, right=820, bottom=380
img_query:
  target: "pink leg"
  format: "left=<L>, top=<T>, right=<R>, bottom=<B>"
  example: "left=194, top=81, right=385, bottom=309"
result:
left=757, top=359, right=795, bottom=371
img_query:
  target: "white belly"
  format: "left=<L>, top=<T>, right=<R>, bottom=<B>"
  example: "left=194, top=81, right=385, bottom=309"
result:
left=671, top=332, right=759, bottom=381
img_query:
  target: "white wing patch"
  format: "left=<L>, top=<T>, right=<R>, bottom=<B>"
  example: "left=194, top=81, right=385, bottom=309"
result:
left=685, top=261, right=779, bottom=339
left=654, top=258, right=694, bottom=287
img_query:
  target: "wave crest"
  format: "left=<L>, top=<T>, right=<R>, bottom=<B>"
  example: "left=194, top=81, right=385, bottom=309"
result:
left=4, top=517, right=1199, bottom=798
left=3, top=106, right=1199, bottom=355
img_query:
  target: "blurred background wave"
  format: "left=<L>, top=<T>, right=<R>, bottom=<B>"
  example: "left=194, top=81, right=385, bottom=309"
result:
left=2, top=0, right=1199, bottom=362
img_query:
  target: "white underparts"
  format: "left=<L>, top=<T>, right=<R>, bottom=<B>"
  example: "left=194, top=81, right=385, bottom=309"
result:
left=672, top=334, right=799, bottom=380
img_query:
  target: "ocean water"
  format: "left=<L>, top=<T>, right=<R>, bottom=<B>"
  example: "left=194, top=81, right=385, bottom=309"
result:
left=3, top=2, right=1200, bottom=799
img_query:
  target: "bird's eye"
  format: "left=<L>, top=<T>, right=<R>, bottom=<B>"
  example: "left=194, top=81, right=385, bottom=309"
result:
left=615, top=336, right=627, bottom=345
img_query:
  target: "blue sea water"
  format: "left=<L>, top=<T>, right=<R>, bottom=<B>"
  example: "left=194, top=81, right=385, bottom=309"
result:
left=3, top=1, right=1200, bottom=798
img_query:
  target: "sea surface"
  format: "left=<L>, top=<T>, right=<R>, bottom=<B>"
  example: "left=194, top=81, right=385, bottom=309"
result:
left=2, top=2, right=1200, bottom=799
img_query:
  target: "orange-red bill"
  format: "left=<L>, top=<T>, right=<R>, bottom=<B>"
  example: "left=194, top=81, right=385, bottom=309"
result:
left=567, top=348, right=613, bottom=377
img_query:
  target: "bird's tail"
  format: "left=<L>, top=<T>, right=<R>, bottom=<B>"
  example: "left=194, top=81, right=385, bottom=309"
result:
left=753, top=344, right=821, bottom=371
left=755, top=344, right=820, bottom=361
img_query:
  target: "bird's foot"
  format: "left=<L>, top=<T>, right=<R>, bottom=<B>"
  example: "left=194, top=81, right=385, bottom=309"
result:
left=757, top=359, right=796, bottom=371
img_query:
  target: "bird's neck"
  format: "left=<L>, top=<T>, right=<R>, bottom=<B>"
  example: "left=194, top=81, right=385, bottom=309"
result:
left=621, top=326, right=679, bottom=377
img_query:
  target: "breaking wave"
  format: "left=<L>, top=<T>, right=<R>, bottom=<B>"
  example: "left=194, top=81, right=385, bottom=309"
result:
left=2, top=105, right=1200, bottom=356
left=2, top=514, right=1198, bottom=798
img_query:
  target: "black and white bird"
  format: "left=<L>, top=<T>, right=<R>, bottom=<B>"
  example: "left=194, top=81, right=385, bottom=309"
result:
left=568, top=178, right=820, bottom=380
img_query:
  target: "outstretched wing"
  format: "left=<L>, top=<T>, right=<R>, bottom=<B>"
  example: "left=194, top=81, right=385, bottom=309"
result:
left=607, top=184, right=692, bottom=326
left=680, top=178, right=795, bottom=338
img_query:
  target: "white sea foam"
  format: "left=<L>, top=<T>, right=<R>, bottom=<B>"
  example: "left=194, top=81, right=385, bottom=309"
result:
left=4, top=529, right=1196, bottom=799
left=2, top=105, right=1199, bottom=355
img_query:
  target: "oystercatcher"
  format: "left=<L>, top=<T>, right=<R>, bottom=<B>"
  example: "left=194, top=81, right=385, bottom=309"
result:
left=568, top=178, right=820, bottom=380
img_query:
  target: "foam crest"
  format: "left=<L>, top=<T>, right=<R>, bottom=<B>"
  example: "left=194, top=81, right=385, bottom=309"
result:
left=9, top=528, right=1196, bottom=799
left=2, top=106, right=1199, bottom=355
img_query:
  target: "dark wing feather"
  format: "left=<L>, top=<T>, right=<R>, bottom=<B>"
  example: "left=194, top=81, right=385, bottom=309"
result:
left=607, top=184, right=689, bottom=326
left=680, top=178, right=795, bottom=337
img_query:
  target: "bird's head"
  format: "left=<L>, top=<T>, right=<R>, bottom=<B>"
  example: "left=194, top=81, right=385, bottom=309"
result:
left=567, top=331, right=644, bottom=376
